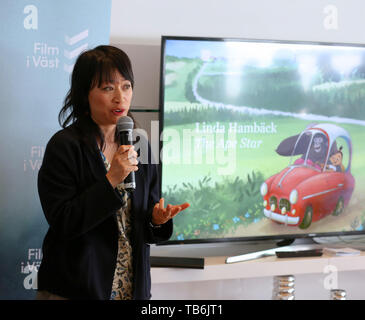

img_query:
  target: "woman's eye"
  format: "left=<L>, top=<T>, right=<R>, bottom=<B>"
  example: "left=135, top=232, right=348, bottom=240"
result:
left=123, top=84, right=131, bottom=90
left=103, top=86, right=113, bottom=91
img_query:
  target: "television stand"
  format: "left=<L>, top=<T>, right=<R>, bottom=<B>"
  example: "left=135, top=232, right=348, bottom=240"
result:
left=276, top=238, right=295, bottom=247
left=226, top=238, right=318, bottom=264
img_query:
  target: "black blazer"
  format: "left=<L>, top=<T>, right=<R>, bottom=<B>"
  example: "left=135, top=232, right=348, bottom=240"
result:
left=37, top=121, right=172, bottom=300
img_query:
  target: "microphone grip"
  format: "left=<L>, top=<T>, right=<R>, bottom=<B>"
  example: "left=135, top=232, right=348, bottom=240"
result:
left=119, top=130, right=136, bottom=192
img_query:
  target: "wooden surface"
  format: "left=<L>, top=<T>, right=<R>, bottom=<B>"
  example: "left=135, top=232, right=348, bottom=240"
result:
left=151, top=251, right=365, bottom=284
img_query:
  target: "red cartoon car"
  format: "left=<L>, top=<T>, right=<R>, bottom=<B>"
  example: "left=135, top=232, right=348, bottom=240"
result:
left=261, top=123, right=355, bottom=229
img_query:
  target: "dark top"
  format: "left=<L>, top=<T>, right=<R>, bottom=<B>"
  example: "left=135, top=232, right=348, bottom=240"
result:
left=37, top=121, right=172, bottom=300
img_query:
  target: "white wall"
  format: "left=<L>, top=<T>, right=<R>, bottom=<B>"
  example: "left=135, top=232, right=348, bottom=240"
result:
left=111, top=0, right=365, bottom=46
left=109, top=0, right=365, bottom=300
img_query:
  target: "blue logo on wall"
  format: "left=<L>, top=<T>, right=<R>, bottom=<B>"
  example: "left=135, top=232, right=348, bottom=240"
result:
left=25, top=29, right=90, bottom=73
left=0, top=0, right=112, bottom=299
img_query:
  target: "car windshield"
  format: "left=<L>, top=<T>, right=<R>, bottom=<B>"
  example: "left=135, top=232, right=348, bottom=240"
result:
left=290, top=131, right=329, bottom=171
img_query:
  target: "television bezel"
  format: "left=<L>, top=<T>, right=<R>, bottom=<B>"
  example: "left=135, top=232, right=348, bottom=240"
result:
left=158, top=35, right=365, bottom=245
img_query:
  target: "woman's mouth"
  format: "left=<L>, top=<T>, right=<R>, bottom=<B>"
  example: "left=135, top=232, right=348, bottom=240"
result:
left=112, top=109, right=124, bottom=116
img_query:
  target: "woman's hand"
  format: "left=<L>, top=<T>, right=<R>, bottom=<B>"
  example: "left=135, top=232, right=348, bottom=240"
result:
left=106, top=145, right=138, bottom=188
left=152, top=198, right=190, bottom=226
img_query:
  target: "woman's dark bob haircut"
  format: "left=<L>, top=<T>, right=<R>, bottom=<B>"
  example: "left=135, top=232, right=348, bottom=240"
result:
left=58, top=45, right=135, bottom=150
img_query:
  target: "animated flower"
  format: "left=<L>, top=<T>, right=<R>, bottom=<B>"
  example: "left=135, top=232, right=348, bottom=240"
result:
left=232, top=216, right=240, bottom=223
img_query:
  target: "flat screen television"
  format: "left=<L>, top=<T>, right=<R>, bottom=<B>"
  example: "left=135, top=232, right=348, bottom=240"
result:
left=158, top=35, right=365, bottom=246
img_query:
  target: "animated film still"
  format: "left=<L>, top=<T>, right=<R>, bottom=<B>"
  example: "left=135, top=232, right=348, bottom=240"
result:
left=160, top=38, right=365, bottom=241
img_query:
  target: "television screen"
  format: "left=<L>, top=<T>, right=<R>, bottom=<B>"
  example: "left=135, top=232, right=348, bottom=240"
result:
left=159, top=36, right=365, bottom=243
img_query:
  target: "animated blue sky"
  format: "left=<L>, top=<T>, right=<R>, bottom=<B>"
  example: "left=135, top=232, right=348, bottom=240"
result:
left=164, top=38, right=365, bottom=78
left=165, top=39, right=227, bottom=59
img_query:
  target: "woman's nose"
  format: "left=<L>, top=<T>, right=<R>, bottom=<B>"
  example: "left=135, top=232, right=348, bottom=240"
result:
left=113, top=87, right=123, bottom=102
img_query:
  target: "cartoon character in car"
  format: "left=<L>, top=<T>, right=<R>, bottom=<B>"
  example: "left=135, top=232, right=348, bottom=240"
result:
left=260, top=123, right=355, bottom=229
left=327, top=147, right=345, bottom=172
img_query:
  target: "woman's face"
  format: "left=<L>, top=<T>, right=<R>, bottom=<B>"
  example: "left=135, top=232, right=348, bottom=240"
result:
left=88, top=71, right=133, bottom=127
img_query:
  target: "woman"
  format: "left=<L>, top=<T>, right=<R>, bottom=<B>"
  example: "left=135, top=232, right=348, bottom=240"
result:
left=36, top=45, right=189, bottom=300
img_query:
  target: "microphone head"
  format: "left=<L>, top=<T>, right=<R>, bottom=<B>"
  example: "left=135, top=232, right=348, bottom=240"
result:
left=117, top=116, right=134, bottom=132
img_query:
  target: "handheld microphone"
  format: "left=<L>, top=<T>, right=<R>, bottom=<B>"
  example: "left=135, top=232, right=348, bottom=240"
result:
left=116, top=116, right=136, bottom=192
